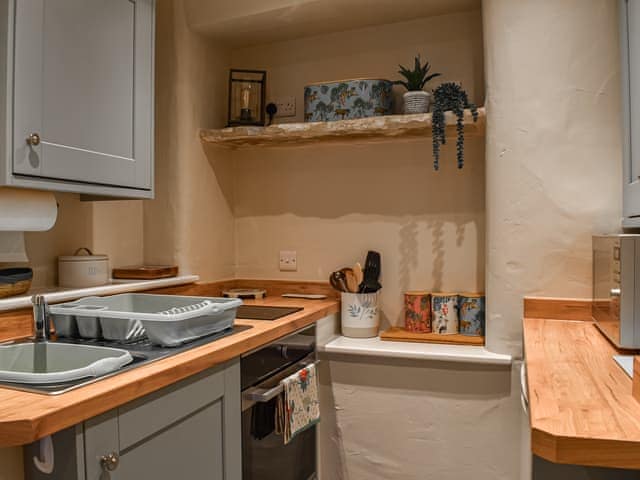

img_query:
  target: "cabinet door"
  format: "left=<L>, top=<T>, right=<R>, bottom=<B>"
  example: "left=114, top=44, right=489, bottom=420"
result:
left=622, top=0, right=640, bottom=223
left=85, top=401, right=225, bottom=480
left=12, top=0, right=153, bottom=192
left=84, top=361, right=241, bottom=480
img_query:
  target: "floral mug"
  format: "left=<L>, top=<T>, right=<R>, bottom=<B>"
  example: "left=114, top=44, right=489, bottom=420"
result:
left=458, top=293, right=485, bottom=336
left=431, top=293, right=459, bottom=334
left=404, top=291, right=431, bottom=333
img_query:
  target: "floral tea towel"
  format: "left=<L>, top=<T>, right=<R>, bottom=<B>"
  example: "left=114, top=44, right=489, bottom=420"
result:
left=276, top=364, right=320, bottom=444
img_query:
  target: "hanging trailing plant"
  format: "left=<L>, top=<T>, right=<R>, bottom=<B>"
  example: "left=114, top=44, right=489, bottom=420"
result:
left=431, top=82, right=478, bottom=170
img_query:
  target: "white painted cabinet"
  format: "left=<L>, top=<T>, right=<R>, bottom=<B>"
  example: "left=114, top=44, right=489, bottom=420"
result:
left=622, top=0, right=640, bottom=224
left=0, top=0, right=155, bottom=198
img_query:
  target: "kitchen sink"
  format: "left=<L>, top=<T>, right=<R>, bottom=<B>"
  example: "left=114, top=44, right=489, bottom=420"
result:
left=0, top=324, right=252, bottom=395
left=0, top=342, right=132, bottom=384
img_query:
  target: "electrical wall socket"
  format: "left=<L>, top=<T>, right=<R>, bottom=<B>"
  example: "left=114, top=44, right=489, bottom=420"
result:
left=279, top=250, right=297, bottom=271
left=275, top=97, right=296, bottom=117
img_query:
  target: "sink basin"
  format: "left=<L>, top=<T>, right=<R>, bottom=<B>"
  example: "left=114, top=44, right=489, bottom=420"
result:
left=0, top=342, right=133, bottom=384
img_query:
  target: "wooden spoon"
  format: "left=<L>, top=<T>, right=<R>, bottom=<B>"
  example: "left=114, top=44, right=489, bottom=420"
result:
left=342, top=268, right=358, bottom=293
left=353, top=262, right=364, bottom=288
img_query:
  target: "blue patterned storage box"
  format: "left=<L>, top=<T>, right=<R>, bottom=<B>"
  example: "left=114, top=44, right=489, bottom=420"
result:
left=304, top=78, right=392, bottom=122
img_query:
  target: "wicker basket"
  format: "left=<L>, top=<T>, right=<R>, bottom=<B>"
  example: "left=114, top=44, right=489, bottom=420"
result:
left=0, top=268, right=33, bottom=298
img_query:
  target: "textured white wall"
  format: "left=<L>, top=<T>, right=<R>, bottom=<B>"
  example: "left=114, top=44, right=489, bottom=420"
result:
left=318, top=356, right=523, bottom=480
left=483, top=0, right=623, bottom=357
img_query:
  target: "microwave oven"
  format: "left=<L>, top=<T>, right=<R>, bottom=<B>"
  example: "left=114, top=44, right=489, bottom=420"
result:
left=593, top=234, right=640, bottom=349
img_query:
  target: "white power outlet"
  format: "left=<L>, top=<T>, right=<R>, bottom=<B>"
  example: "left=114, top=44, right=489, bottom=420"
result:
left=275, top=97, right=296, bottom=117
left=279, top=250, right=297, bottom=271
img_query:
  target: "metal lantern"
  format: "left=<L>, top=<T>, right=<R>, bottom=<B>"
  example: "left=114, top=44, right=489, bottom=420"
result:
left=227, top=69, right=266, bottom=127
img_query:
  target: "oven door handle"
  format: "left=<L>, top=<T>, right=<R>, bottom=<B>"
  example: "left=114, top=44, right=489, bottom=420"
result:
left=243, top=384, right=285, bottom=403
left=243, top=357, right=319, bottom=403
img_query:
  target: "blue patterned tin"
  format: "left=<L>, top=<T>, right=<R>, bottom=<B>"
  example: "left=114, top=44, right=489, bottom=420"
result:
left=304, top=78, right=392, bottom=122
left=458, top=293, right=485, bottom=336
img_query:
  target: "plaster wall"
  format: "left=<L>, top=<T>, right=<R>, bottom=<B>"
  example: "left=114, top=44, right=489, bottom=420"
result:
left=318, top=356, right=522, bottom=480
left=145, top=0, right=235, bottom=281
left=231, top=11, right=486, bottom=327
left=21, top=194, right=143, bottom=288
left=483, top=0, right=623, bottom=357
left=231, top=11, right=485, bottom=121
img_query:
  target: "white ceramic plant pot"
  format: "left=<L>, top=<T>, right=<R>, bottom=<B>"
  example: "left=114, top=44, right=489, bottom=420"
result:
left=341, top=292, right=380, bottom=338
left=403, top=91, right=431, bottom=114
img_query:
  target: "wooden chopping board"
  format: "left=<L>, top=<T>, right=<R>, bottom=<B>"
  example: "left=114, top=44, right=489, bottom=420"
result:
left=112, top=265, right=179, bottom=280
left=380, top=327, right=485, bottom=346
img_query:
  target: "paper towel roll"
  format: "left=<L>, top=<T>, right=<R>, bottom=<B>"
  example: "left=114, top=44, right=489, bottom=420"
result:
left=0, top=188, right=57, bottom=231
left=0, top=188, right=58, bottom=263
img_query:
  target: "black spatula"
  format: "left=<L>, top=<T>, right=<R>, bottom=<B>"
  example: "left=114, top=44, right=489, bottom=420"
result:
left=359, top=251, right=382, bottom=293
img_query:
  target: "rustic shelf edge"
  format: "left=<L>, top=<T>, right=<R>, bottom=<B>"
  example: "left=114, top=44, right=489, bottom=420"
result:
left=200, top=107, right=486, bottom=149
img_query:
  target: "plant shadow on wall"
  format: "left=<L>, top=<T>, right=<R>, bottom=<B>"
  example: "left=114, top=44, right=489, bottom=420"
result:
left=206, top=136, right=485, bottom=294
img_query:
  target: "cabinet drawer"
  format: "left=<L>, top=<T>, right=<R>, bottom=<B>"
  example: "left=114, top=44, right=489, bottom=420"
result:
left=118, top=365, right=226, bottom=449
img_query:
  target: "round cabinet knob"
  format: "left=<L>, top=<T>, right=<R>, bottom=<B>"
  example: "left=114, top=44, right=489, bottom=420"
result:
left=100, top=452, right=119, bottom=472
left=26, top=132, right=41, bottom=147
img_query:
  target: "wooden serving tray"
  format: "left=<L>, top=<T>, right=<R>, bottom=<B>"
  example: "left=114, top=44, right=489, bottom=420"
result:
left=112, top=265, right=178, bottom=280
left=380, top=327, right=485, bottom=346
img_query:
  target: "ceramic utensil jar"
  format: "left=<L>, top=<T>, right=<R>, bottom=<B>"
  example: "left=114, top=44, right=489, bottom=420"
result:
left=58, top=248, right=109, bottom=288
left=458, top=293, right=485, bottom=336
left=404, top=291, right=431, bottom=333
left=431, top=293, right=459, bottom=334
left=341, top=292, right=380, bottom=338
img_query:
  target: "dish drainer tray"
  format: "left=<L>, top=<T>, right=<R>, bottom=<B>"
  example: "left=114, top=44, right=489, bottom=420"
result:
left=50, top=294, right=243, bottom=347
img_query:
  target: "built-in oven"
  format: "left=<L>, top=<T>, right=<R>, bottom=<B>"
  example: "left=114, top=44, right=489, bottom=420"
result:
left=241, top=324, right=317, bottom=480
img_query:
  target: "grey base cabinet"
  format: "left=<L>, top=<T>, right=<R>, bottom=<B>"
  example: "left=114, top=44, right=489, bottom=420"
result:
left=24, top=360, right=241, bottom=480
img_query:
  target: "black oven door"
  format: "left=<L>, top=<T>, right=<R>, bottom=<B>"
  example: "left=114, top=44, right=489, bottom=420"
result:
left=241, top=408, right=316, bottom=480
left=241, top=326, right=317, bottom=480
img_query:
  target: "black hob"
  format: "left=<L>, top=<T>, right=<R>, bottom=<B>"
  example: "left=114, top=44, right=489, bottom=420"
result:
left=236, top=305, right=303, bottom=321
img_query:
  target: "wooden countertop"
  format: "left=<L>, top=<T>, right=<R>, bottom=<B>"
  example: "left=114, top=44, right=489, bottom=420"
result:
left=0, top=296, right=339, bottom=447
left=524, top=316, right=640, bottom=469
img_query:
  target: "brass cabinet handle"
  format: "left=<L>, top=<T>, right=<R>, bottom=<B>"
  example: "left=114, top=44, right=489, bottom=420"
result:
left=26, top=132, right=41, bottom=146
left=100, top=452, right=119, bottom=472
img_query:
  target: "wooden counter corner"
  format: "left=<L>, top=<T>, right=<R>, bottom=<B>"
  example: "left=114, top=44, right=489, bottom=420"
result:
left=524, top=313, right=640, bottom=470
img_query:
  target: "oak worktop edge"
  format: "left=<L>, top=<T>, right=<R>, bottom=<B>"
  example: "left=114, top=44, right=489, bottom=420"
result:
left=0, top=296, right=339, bottom=447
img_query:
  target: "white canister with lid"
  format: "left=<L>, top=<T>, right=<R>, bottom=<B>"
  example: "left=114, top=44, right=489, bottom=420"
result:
left=58, top=248, right=109, bottom=288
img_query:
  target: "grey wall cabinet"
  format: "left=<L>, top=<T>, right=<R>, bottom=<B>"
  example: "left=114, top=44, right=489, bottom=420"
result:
left=622, top=0, right=640, bottom=224
left=24, top=360, right=241, bottom=480
left=0, top=0, right=155, bottom=199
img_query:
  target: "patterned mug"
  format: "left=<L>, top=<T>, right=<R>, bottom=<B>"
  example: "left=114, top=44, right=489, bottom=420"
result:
left=431, top=293, right=459, bottom=334
left=458, top=293, right=485, bottom=336
left=404, top=291, right=431, bottom=333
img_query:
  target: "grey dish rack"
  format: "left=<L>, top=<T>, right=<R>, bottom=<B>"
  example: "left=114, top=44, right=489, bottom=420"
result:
left=49, top=294, right=243, bottom=347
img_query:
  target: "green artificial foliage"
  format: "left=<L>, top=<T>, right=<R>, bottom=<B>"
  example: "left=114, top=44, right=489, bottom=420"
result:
left=394, top=55, right=441, bottom=91
left=431, top=82, right=478, bottom=170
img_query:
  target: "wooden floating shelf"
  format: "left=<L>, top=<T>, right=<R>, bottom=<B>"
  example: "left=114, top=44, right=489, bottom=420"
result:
left=380, top=327, right=485, bottom=346
left=200, top=107, right=485, bottom=149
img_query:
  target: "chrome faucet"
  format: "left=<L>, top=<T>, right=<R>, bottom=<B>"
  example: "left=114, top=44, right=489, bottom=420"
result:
left=32, top=295, right=50, bottom=341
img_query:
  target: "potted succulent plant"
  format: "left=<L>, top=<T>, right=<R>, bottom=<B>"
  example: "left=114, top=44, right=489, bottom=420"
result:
left=394, top=55, right=441, bottom=114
